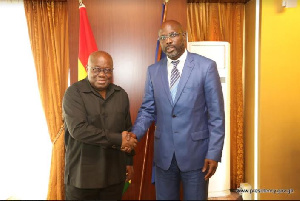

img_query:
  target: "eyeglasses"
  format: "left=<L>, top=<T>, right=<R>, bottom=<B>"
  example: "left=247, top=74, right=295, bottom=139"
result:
left=90, top=67, right=114, bottom=75
left=158, top=32, right=182, bottom=41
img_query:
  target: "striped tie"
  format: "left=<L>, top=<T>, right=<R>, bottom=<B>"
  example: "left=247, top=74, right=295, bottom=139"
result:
left=170, top=60, right=180, bottom=101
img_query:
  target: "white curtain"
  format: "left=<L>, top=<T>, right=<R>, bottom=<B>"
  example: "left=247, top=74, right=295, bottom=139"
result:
left=0, top=0, right=51, bottom=199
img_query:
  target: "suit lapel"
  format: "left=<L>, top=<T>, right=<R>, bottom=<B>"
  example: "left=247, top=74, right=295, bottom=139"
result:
left=159, top=58, right=173, bottom=106
left=174, top=52, right=194, bottom=105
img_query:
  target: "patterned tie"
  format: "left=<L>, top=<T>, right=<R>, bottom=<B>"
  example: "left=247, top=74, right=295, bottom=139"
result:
left=170, top=60, right=180, bottom=101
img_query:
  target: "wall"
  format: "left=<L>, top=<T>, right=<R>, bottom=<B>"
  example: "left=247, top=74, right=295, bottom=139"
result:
left=259, top=0, right=300, bottom=199
left=68, top=0, right=186, bottom=199
left=244, top=0, right=256, bottom=192
left=68, top=0, right=300, bottom=199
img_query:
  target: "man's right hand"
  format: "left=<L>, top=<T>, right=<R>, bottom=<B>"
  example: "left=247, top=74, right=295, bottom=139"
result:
left=121, top=131, right=137, bottom=153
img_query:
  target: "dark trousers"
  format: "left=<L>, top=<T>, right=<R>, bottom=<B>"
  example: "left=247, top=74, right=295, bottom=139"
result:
left=155, top=154, right=209, bottom=200
left=65, top=182, right=124, bottom=200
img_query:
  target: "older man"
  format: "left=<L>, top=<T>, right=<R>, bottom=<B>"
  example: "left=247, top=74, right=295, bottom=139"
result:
left=63, top=51, right=137, bottom=200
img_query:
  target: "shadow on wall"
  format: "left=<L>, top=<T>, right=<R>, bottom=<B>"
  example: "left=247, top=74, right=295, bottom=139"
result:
left=275, top=0, right=285, bottom=13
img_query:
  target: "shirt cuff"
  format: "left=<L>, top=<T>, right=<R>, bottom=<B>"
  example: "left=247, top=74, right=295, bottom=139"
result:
left=108, top=132, right=122, bottom=149
left=131, top=126, right=144, bottom=142
left=205, top=150, right=222, bottom=162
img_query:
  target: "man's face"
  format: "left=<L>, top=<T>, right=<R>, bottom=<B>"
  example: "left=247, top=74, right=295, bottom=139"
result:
left=159, top=22, right=186, bottom=60
left=87, top=54, right=113, bottom=91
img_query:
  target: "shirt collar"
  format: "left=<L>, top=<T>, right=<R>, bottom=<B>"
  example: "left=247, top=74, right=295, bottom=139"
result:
left=167, top=49, right=187, bottom=66
left=81, top=77, right=120, bottom=94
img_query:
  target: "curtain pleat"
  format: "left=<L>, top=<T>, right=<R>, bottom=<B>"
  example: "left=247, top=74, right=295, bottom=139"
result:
left=24, top=0, right=69, bottom=199
left=187, top=3, right=244, bottom=189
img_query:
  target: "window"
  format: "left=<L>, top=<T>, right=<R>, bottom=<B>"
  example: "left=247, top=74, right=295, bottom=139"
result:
left=0, top=1, right=51, bottom=199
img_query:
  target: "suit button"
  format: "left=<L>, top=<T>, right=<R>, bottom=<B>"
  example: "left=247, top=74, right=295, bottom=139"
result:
left=172, top=115, right=176, bottom=118
left=112, top=145, right=117, bottom=149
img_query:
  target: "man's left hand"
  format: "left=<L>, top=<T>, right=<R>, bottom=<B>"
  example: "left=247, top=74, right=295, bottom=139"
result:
left=126, top=165, right=134, bottom=182
left=202, top=159, right=218, bottom=181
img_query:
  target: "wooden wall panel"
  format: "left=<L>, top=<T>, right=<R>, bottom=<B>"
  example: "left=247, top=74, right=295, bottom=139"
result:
left=68, top=0, right=186, bottom=199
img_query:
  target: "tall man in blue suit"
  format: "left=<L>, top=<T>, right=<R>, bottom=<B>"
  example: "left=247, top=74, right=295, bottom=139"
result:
left=131, top=20, right=225, bottom=200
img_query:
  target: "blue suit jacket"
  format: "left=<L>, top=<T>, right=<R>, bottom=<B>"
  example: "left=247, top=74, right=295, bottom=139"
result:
left=132, top=51, right=225, bottom=172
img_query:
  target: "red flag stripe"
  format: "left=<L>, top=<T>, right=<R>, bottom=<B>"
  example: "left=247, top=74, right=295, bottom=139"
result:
left=78, top=4, right=98, bottom=80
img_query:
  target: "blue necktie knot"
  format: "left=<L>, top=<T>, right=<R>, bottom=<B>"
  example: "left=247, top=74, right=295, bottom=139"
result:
left=171, top=60, right=180, bottom=67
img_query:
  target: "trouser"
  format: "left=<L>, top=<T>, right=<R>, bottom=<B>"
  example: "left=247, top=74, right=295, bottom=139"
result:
left=155, top=154, right=209, bottom=200
left=65, top=182, right=124, bottom=200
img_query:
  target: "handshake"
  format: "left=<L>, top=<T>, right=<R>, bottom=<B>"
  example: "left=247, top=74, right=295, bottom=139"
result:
left=121, top=131, right=138, bottom=153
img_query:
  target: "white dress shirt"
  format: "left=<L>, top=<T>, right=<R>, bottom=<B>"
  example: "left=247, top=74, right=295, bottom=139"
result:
left=167, top=49, right=188, bottom=87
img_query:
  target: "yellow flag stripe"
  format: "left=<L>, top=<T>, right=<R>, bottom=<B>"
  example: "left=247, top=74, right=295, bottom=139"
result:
left=78, top=59, right=87, bottom=81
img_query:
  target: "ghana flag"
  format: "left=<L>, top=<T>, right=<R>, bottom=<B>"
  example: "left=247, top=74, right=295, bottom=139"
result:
left=78, top=1, right=97, bottom=81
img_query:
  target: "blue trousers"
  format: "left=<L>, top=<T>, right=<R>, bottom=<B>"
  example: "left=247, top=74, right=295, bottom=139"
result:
left=155, top=154, right=209, bottom=200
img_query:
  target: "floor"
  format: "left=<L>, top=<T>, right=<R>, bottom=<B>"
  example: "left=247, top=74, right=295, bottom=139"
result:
left=6, top=192, right=243, bottom=200
left=209, top=192, right=243, bottom=200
